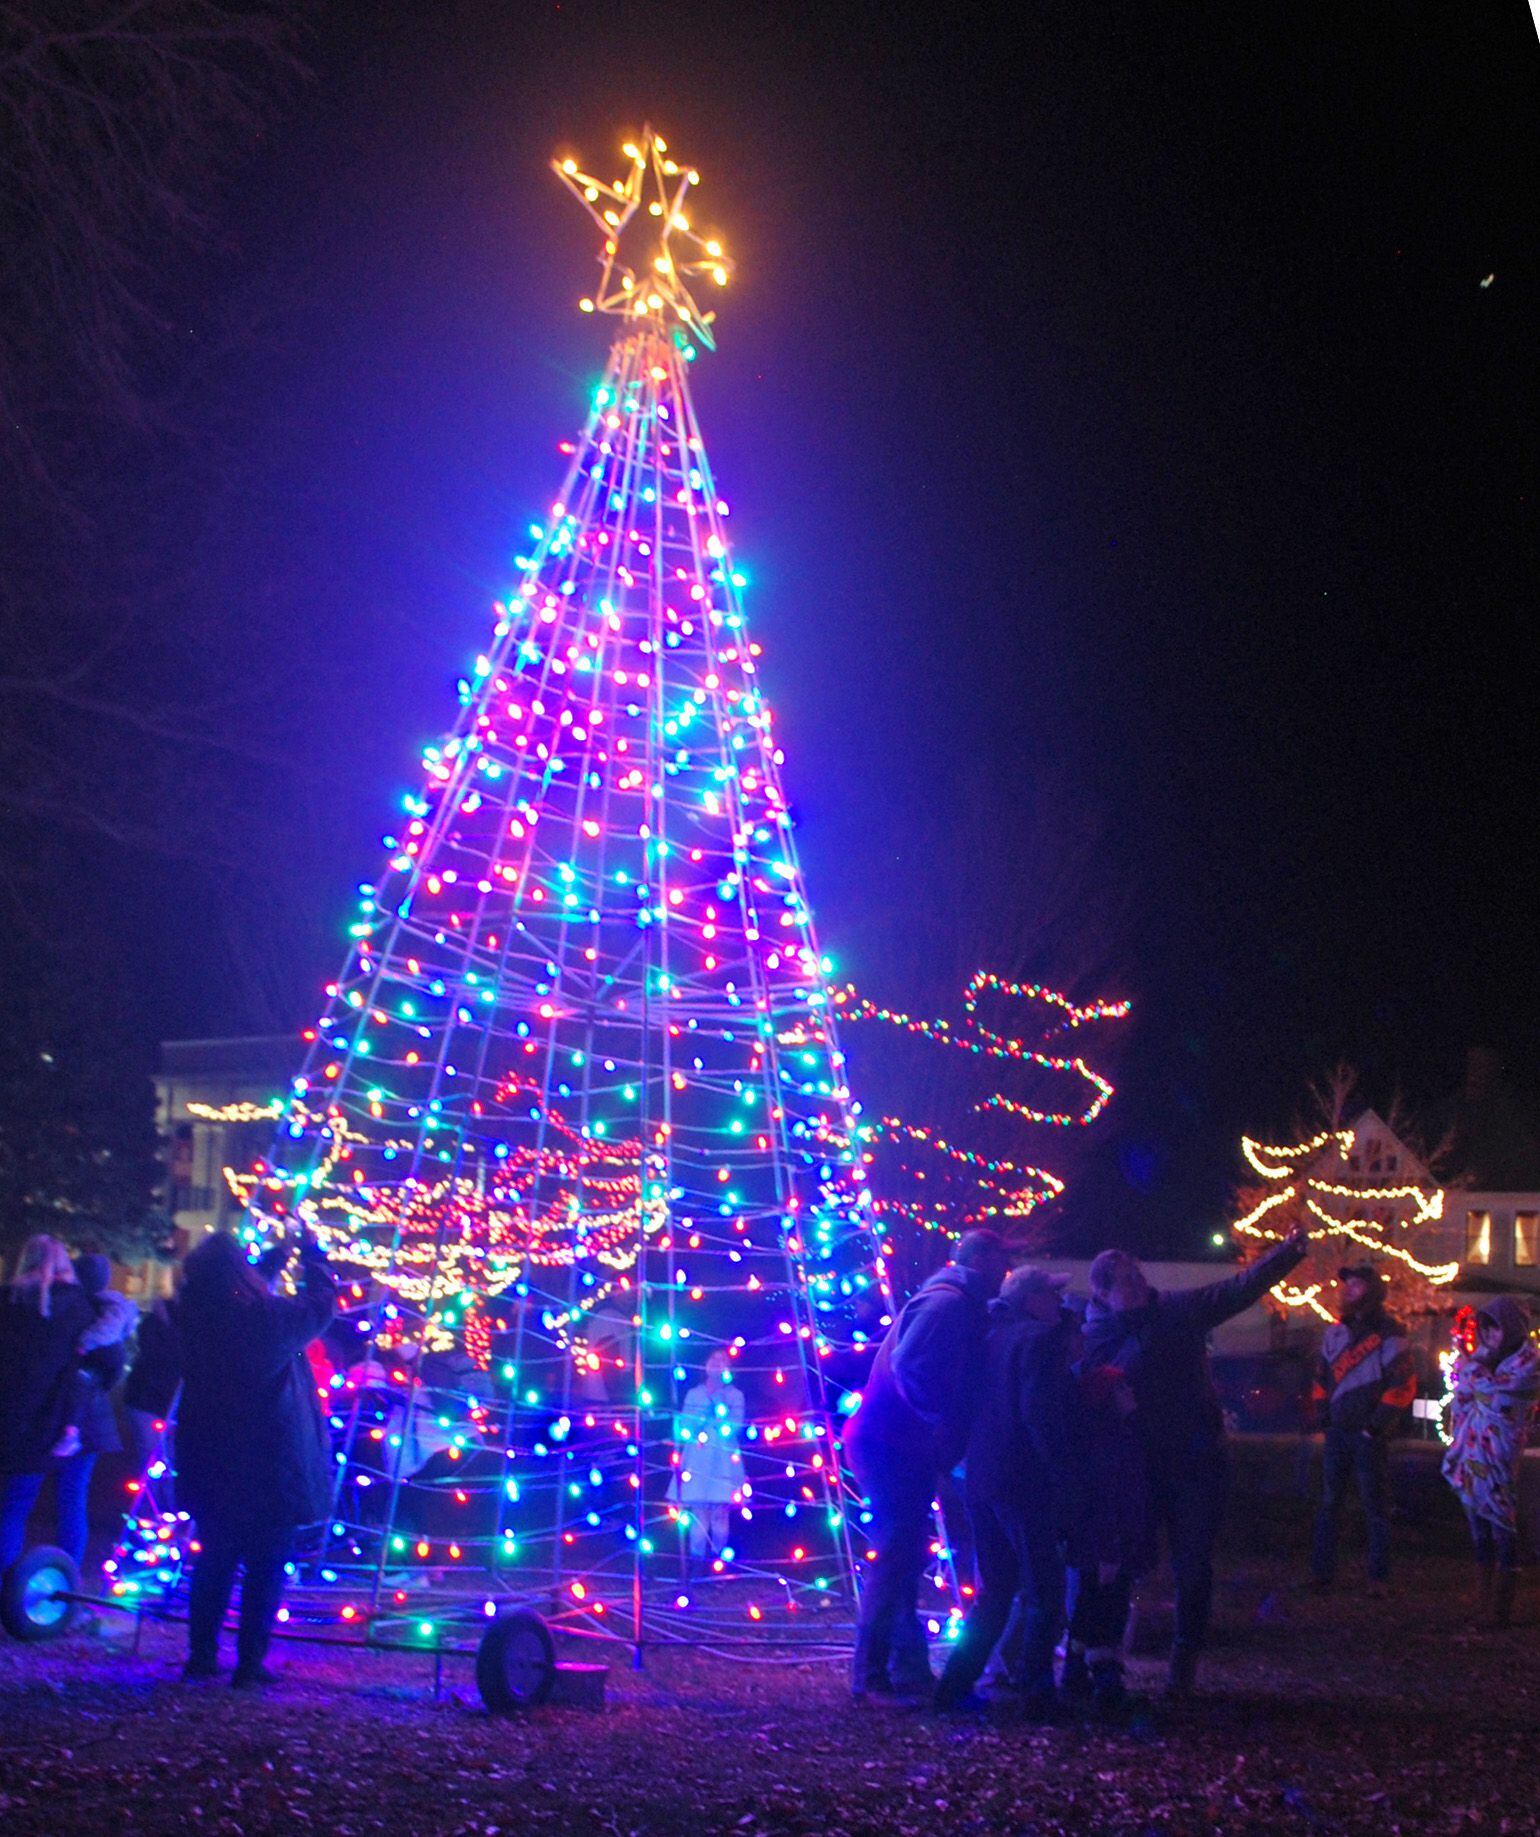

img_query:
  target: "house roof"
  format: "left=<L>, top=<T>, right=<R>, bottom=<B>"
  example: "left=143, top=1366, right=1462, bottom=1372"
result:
left=158, top=1035, right=299, bottom=1082
left=1420, top=1050, right=1540, bottom=1192
left=1311, top=1107, right=1431, bottom=1185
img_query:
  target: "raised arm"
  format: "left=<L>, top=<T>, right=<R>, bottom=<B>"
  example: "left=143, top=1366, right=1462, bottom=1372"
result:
left=264, top=1245, right=338, bottom=1363
left=1166, top=1233, right=1308, bottom=1336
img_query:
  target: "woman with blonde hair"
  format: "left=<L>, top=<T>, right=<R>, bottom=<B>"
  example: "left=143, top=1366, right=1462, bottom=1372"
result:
left=0, top=1235, right=96, bottom=1570
left=11, top=1235, right=77, bottom=1313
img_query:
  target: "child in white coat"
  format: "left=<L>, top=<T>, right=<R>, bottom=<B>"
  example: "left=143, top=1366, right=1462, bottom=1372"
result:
left=672, top=1348, right=744, bottom=1574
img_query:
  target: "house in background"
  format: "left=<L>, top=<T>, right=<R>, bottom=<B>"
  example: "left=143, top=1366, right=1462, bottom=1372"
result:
left=157, top=1035, right=297, bottom=1254
left=1421, top=1047, right=1540, bottom=1298
left=1307, top=1104, right=1444, bottom=1321
left=1270, top=1085, right=1540, bottom=1315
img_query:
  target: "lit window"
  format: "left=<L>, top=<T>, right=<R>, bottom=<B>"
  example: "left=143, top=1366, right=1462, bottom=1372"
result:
left=1466, top=1210, right=1493, bottom=1265
left=1517, top=1213, right=1539, bottom=1268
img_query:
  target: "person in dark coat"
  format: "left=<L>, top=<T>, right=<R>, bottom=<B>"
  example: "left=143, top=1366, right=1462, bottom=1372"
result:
left=124, top=1294, right=181, bottom=1506
left=844, top=1229, right=1011, bottom=1698
left=0, top=1236, right=97, bottom=1570
left=1079, top=1228, right=1308, bottom=1697
left=1309, top=1262, right=1417, bottom=1592
left=177, top=1230, right=336, bottom=1686
left=1061, top=1347, right=1155, bottom=1713
left=934, top=1266, right=1080, bottom=1714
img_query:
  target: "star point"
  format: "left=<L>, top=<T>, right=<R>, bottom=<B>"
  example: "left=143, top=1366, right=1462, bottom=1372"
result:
left=553, top=127, right=731, bottom=351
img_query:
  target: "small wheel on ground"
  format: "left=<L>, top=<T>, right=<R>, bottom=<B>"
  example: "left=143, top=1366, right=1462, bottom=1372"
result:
left=476, top=1608, right=556, bottom=1712
left=0, top=1546, right=82, bottom=1642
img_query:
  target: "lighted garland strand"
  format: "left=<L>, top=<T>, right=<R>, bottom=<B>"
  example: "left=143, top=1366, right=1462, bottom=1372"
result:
left=838, top=973, right=1130, bottom=1244
left=1230, top=1126, right=1455, bottom=1321
left=838, top=973, right=1126, bottom=1128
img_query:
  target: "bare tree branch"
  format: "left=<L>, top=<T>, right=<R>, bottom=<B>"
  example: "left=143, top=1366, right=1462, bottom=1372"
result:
left=0, top=1, right=304, bottom=507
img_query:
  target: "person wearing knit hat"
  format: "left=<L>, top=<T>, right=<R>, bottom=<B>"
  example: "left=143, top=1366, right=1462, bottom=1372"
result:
left=1443, top=1295, right=1540, bottom=1627
left=177, top=1230, right=337, bottom=1686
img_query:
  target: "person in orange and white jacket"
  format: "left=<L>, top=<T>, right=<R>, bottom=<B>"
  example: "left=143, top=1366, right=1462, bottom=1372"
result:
left=1309, top=1263, right=1417, bottom=1593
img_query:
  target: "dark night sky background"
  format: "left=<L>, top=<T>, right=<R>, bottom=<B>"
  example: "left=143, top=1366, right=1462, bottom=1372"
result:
left=12, top=2, right=1539, bottom=1254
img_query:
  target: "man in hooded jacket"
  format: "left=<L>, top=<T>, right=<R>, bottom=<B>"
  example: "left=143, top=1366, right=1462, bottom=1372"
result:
left=1080, top=1228, right=1308, bottom=1696
left=844, top=1229, right=1011, bottom=1697
left=1309, top=1262, right=1416, bottom=1592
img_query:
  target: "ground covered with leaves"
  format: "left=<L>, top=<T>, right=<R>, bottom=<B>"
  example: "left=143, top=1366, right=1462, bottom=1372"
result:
left=0, top=1550, right=1531, bottom=1836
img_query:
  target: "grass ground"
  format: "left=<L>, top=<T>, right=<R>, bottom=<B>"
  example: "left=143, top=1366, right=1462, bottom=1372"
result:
left=0, top=1549, right=1531, bottom=1836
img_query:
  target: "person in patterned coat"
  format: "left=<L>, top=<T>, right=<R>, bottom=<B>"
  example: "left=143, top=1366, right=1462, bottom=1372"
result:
left=1443, top=1295, right=1540, bottom=1627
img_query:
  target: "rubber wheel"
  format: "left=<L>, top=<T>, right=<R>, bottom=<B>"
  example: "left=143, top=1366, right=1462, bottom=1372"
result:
left=476, top=1608, right=556, bottom=1712
left=0, top=1546, right=81, bottom=1642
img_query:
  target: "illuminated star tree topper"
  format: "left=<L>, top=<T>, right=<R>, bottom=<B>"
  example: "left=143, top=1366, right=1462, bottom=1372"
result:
left=554, top=126, right=732, bottom=350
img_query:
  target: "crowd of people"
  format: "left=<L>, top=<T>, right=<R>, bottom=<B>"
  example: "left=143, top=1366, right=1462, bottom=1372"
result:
left=0, top=1239, right=136, bottom=1572
left=844, top=1227, right=1540, bottom=1716
left=0, top=1228, right=337, bottom=1686
left=0, top=1221, right=1536, bottom=1700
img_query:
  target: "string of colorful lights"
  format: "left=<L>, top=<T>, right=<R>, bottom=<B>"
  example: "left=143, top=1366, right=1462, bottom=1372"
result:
left=838, top=973, right=1129, bottom=1250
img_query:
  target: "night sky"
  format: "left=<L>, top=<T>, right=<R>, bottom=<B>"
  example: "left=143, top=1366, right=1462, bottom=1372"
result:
left=11, top=2, right=1538, bottom=1254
